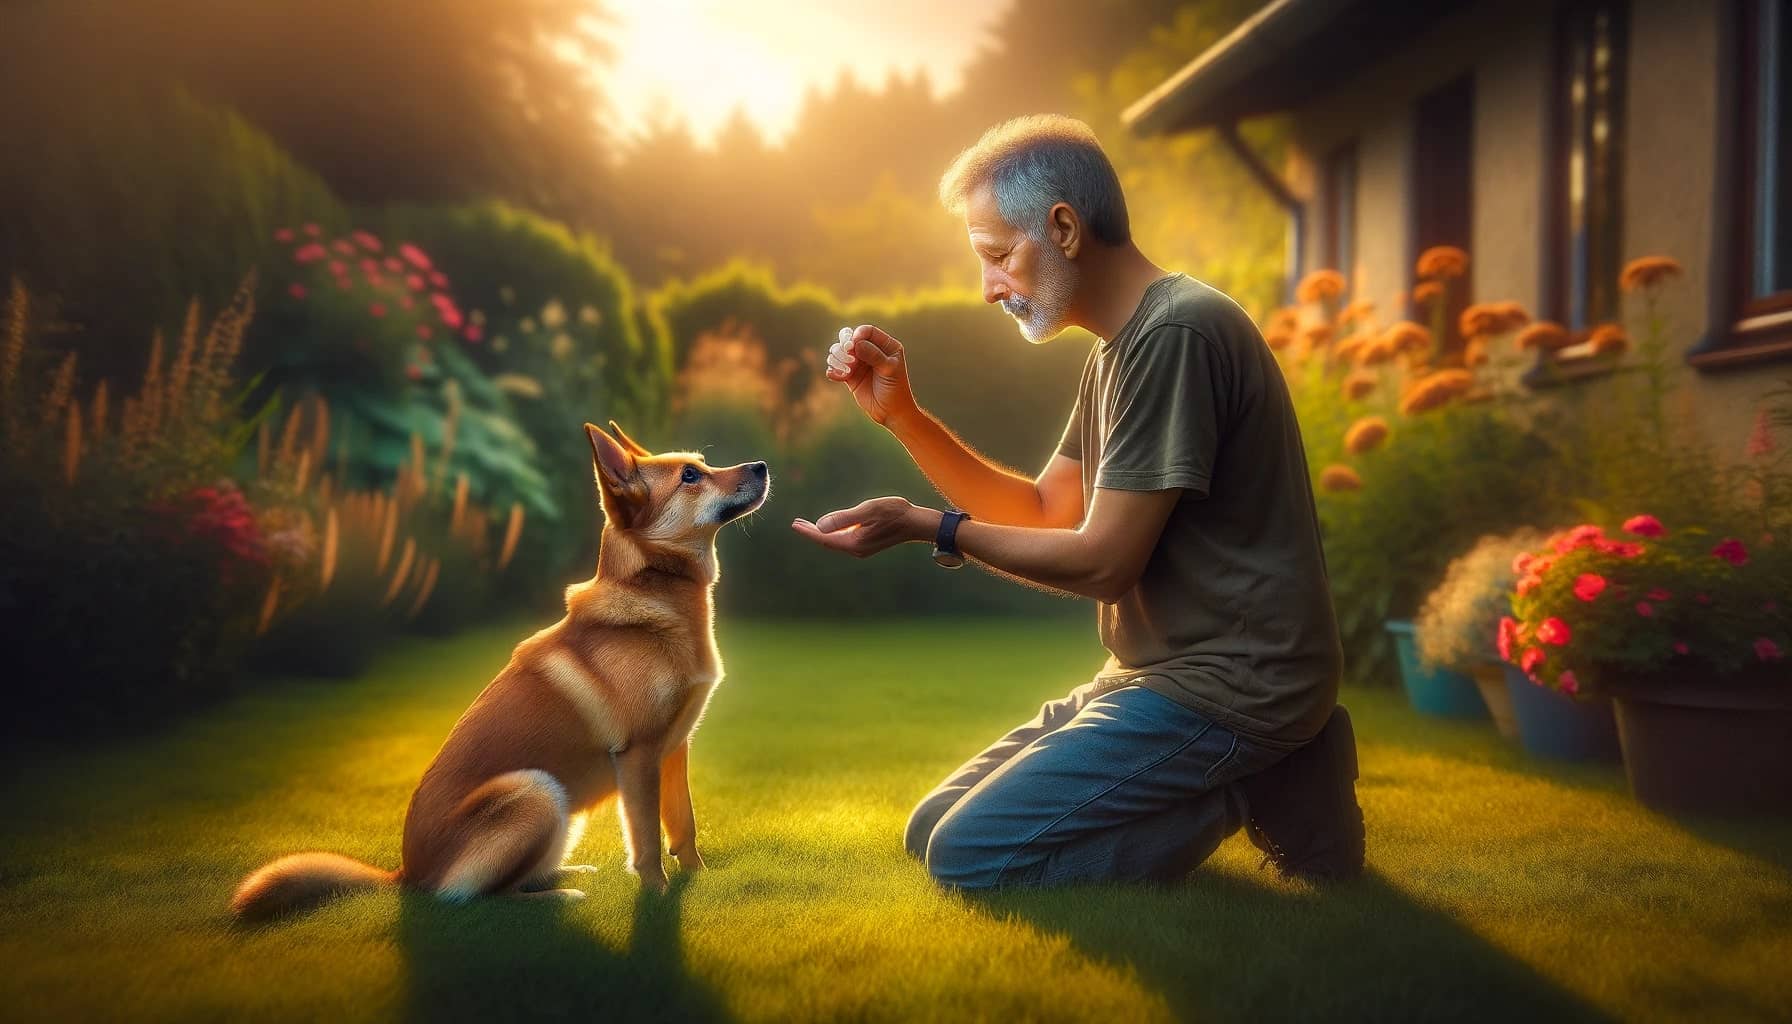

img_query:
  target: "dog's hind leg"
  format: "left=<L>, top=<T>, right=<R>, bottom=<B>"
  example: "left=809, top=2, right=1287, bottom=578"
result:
left=433, top=770, right=574, bottom=904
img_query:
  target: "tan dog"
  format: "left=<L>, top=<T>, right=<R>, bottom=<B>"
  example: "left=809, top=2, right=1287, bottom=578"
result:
left=231, top=422, right=768, bottom=920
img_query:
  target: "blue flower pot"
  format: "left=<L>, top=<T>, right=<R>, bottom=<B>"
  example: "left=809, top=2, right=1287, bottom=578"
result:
left=1386, top=620, right=1488, bottom=719
left=1502, top=664, right=1622, bottom=762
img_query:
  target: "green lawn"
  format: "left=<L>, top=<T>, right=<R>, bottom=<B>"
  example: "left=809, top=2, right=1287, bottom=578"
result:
left=2, top=619, right=1789, bottom=1023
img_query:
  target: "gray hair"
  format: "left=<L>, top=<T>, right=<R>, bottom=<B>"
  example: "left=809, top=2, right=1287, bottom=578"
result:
left=938, top=115, right=1130, bottom=246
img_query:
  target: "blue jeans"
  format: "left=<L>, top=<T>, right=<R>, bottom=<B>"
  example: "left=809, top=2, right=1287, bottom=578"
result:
left=904, top=682, right=1283, bottom=888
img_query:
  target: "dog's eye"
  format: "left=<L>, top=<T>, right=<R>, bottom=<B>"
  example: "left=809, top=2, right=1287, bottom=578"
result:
left=680, top=465, right=700, bottom=485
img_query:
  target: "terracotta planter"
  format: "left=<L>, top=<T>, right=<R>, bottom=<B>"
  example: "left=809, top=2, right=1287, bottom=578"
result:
left=1469, top=662, right=1519, bottom=739
left=1502, top=665, right=1621, bottom=762
left=1386, top=620, right=1487, bottom=719
left=1613, top=678, right=1792, bottom=816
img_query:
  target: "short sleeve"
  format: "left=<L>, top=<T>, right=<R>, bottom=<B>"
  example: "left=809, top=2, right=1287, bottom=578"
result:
left=1095, top=325, right=1225, bottom=497
left=1055, top=344, right=1097, bottom=461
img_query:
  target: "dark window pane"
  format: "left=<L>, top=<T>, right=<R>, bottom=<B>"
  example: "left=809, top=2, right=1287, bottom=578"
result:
left=1760, top=0, right=1792, bottom=295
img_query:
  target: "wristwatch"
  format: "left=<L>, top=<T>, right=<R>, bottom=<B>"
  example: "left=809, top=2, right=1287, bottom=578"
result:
left=932, top=508, right=971, bottom=569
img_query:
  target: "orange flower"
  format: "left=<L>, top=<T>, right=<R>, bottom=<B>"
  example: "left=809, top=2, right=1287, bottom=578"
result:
left=1333, top=333, right=1370, bottom=365
left=1619, top=255, right=1683, bottom=292
left=1342, top=370, right=1377, bottom=400
left=1458, top=301, right=1528, bottom=339
left=1267, top=307, right=1301, bottom=333
left=1360, top=336, right=1399, bottom=366
left=1320, top=464, right=1363, bottom=492
left=1464, top=337, right=1488, bottom=367
left=1515, top=321, right=1571, bottom=351
left=1416, top=245, right=1469, bottom=280
left=1296, top=269, right=1347, bottom=305
left=1303, top=322, right=1336, bottom=348
left=1344, top=416, right=1390, bottom=455
left=1398, top=369, right=1474, bottom=415
left=1413, top=280, right=1444, bottom=305
left=1588, top=322, right=1629, bottom=355
left=1492, top=301, right=1531, bottom=332
left=1263, top=329, right=1293, bottom=351
left=1339, top=298, right=1375, bottom=325
left=1382, top=320, right=1433, bottom=355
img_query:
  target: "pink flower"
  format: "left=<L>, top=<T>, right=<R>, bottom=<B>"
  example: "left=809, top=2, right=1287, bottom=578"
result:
left=287, top=282, right=307, bottom=300
left=1595, top=539, right=1645, bottom=558
left=1622, top=514, right=1665, bottom=538
left=329, top=260, right=348, bottom=277
left=360, top=258, right=379, bottom=274
left=369, top=302, right=387, bottom=318
left=303, top=223, right=321, bottom=237
left=1747, top=408, right=1777, bottom=458
left=293, top=242, right=327, bottom=264
left=463, top=324, right=484, bottom=343
left=428, top=270, right=449, bottom=289
left=1558, top=670, right=1580, bottom=695
left=400, top=243, right=432, bottom=270
left=352, top=230, right=383, bottom=253
left=1513, top=552, right=1536, bottom=576
left=1636, top=601, right=1654, bottom=618
left=1756, top=638, right=1784, bottom=662
left=1554, top=524, right=1604, bottom=554
left=1498, top=617, right=1519, bottom=661
left=1516, top=574, right=1542, bottom=598
left=1537, top=617, right=1571, bottom=646
left=406, top=274, right=426, bottom=292
left=331, top=239, right=355, bottom=256
left=384, top=257, right=403, bottom=273
left=416, top=324, right=434, bottom=341
left=1574, top=574, right=1607, bottom=601
left=1520, top=647, right=1545, bottom=676
left=273, top=227, right=295, bottom=243
left=1673, top=641, right=1689, bottom=655
left=1712, top=538, right=1750, bottom=566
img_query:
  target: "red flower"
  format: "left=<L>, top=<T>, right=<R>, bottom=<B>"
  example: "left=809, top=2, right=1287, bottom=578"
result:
left=303, top=223, right=321, bottom=237
left=1622, top=514, right=1665, bottom=538
left=331, top=239, right=355, bottom=256
left=1712, top=538, right=1750, bottom=566
left=428, top=270, right=449, bottom=289
left=287, top=282, right=307, bottom=300
left=1594, top=539, right=1644, bottom=558
left=1520, top=646, right=1545, bottom=675
left=1756, top=638, right=1784, bottom=662
left=359, top=258, right=379, bottom=274
left=1558, top=670, right=1580, bottom=695
left=1673, top=641, right=1690, bottom=655
left=1537, top=617, right=1571, bottom=645
left=1696, top=593, right=1712, bottom=605
left=400, top=295, right=415, bottom=311
left=1554, top=524, right=1604, bottom=554
left=406, top=365, right=423, bottom=381
left=328, top=260, right=348, bottom=277
left=1497, top=616, right=1519, bottom=661
left=1647, top=588, right=1672, bottom=601
left=273, top=227, right=295, bottom=243
left=293, top=242, right=327, bottom=264
left=352, top=230, right=383, bottom=252
left=1636, top=601, right=1654, bottom=618
left=384, top=257, right=403, bottom=273
left=406, top=274, right=426, bottom=292
left=400, top=243, right=432, bottom=270
left=1573, top=574, right=1607, bottom=601
left=463, top=324, right=484, bottom=343
left=369, top=302, right=387, bottom=318
left=1516, top=574, right=1542, bottom=597
left=416, top=324, right=434, bottom=341
left=1512, top=552, right=1535, bottom=576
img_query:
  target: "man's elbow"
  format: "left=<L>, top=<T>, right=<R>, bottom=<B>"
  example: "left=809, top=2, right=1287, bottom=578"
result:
left=1086, top=565, right=1142, bottom=604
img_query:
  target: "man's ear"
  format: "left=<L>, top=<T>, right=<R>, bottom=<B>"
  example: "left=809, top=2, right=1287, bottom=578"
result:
left=607, top=420, right=652, bottom=458
left=585, top=423, right=642, bottom=528
left=1048, top=201, right=1082, bottom=260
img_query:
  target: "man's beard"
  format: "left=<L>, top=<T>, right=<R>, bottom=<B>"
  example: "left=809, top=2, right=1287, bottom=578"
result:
left=999, top=244, right=1078, bottom=344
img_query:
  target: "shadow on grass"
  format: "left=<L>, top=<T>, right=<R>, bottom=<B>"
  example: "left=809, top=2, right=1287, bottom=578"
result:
left=968, top=871, right=1617, bottom=1024
left=397, top=875, right=733, bottom=1024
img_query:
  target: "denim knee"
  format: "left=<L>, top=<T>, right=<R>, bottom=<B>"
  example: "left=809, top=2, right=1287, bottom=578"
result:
left=922, top=810, right=1003, bottom=890
left=904, top=792, right=957, bottom=862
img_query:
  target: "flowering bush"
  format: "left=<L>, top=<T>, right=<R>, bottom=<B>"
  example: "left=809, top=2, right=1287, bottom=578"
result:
left=1416, top=527, right=1546, bottom=673
left=1503, top=517, right=1790, bottom=695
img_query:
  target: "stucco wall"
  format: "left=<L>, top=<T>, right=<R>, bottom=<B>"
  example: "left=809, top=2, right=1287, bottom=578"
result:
left=1278, top=0, right=1781, bottom=461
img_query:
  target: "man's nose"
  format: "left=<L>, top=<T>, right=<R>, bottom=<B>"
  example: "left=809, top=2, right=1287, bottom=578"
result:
left=983, top=272, right=1008, bottom=305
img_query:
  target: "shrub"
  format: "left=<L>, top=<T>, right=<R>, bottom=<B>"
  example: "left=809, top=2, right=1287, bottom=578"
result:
left=1416, top=528, right=1546, bottom=674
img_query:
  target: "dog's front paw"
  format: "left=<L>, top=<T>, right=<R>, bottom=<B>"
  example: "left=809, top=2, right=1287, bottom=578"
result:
left=636, top=868, right=669, bottom=895
left=673, top=847, right=706, bottom=872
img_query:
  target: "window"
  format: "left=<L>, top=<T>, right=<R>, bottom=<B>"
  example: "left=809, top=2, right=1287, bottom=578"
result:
left=1694, top=0, right=1792, bottom=367
left=1546, top=0, right=1628, bottom=332
left=1412, top=76, right=1474, bottom=352
left=1319, top=141, right=1358, bottom=279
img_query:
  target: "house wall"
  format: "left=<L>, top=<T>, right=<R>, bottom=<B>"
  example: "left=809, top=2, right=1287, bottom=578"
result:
left=1279, top=0, right=1779, bottom=459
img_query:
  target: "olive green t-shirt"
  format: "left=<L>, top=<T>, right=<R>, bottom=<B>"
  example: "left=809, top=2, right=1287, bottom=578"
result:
left=1057, top=273, right=1343, bottom=750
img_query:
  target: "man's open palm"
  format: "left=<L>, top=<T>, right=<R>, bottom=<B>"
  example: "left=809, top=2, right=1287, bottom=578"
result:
left=827, top=325, right=915, bottom=426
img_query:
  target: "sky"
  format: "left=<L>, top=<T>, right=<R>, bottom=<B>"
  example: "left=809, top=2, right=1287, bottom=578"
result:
left=594, top=0, right=1011, bottom=147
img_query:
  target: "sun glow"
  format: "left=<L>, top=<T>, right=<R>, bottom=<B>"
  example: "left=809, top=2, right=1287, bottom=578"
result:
left=594, top=0, right=1008, bottom=147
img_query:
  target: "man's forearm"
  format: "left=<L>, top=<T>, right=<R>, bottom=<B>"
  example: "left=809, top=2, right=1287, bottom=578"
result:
left=888, top=405, right=1055, bottom=528
left=925, top=511, right=1112, bottom=601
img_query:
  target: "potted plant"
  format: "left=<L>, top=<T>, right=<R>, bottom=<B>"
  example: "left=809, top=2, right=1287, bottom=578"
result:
left=1416, top=528, right=1546, bottom=738
left=1504, top=516, right=1791, bottom=809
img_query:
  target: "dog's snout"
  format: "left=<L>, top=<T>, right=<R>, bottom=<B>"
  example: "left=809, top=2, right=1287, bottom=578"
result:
left=748, top=461, right=767, bottom=480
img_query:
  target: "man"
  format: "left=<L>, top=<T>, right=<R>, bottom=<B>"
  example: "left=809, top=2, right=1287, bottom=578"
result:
left=789, top=115, right=1363, bottom=889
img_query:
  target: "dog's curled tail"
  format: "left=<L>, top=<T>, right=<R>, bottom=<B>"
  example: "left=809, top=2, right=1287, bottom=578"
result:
left=230, top=851, right=398, bottom=923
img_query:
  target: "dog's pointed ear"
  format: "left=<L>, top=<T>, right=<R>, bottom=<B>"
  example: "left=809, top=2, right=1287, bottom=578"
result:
left=608, top=420, right=652, bottom=458
left=585, top=422, right=637, bottom=493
